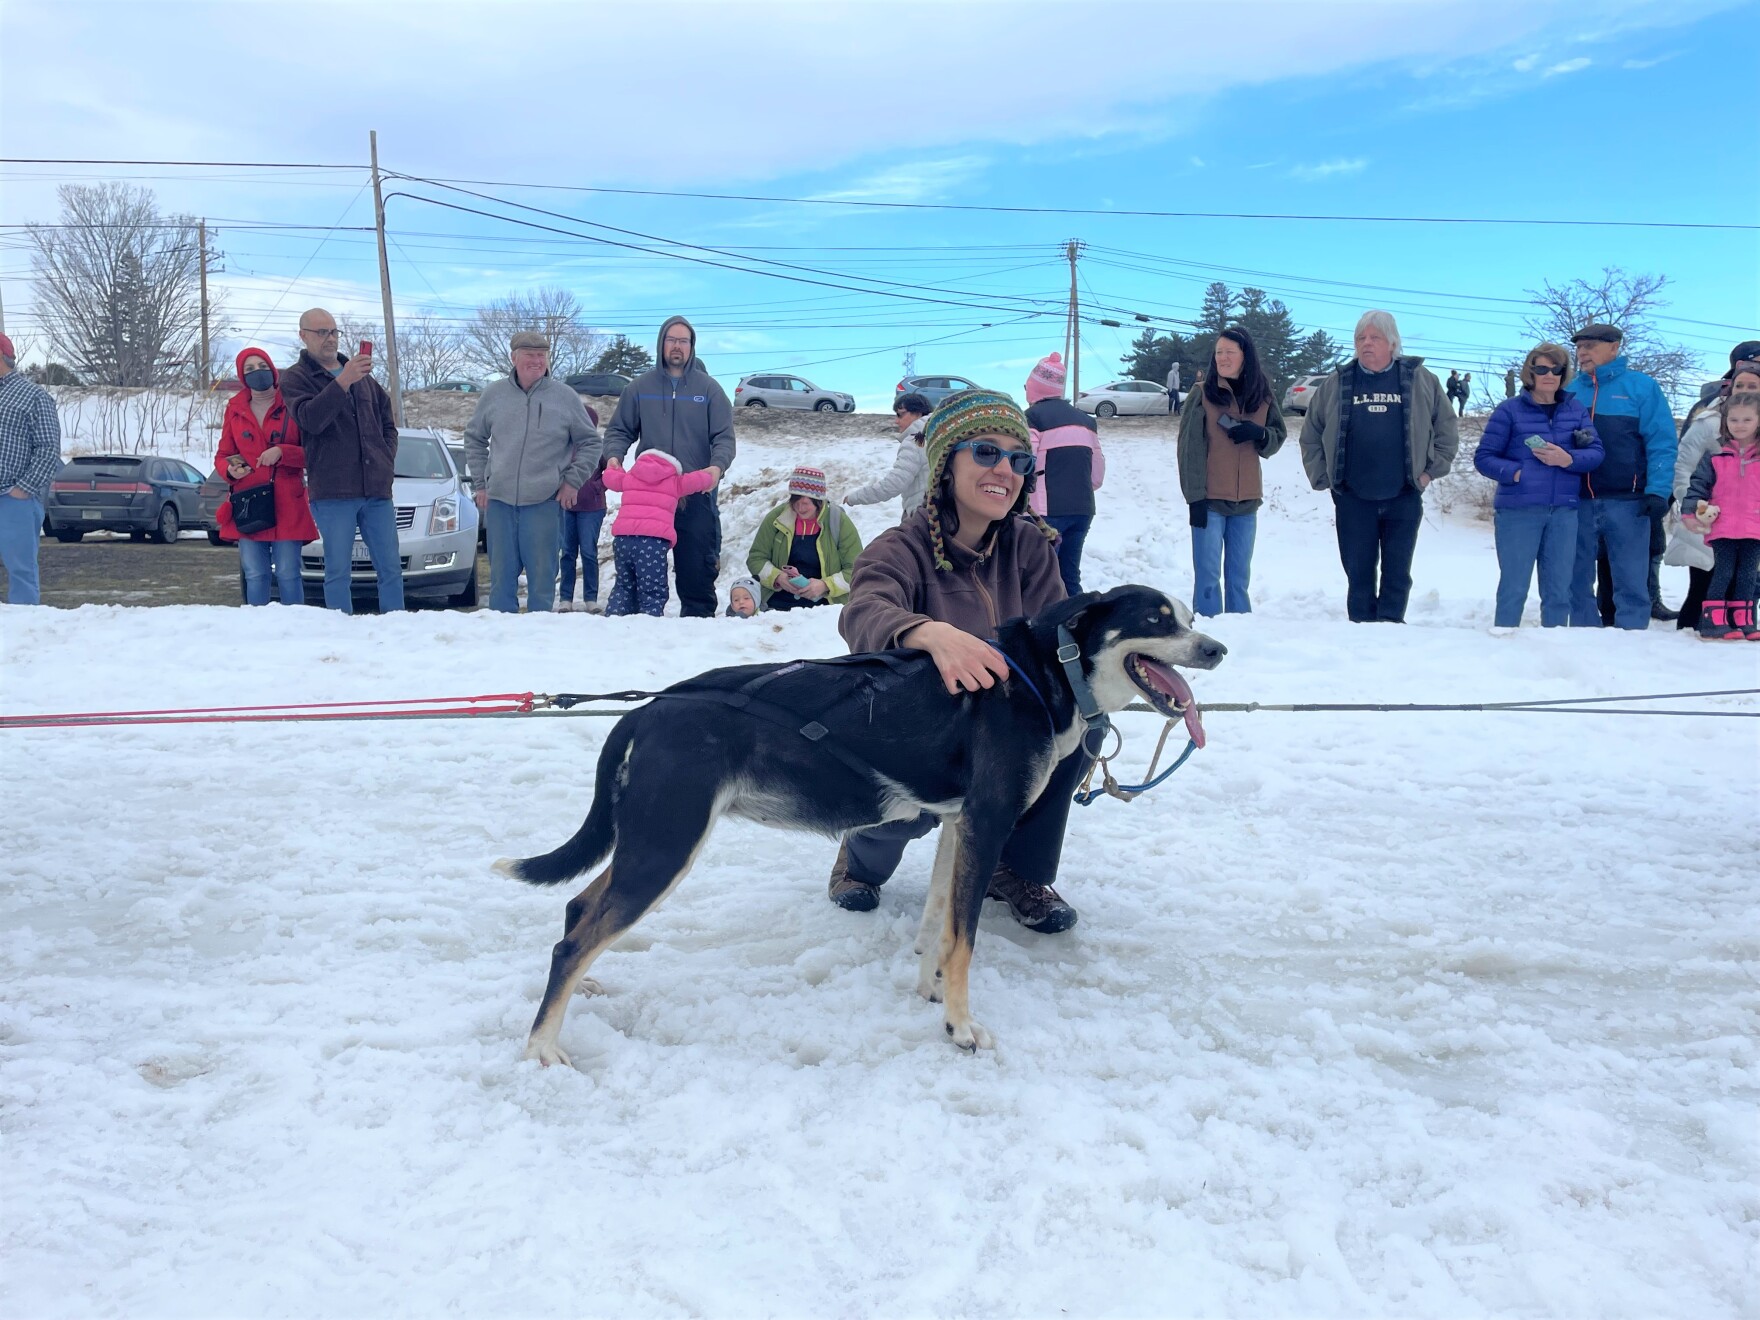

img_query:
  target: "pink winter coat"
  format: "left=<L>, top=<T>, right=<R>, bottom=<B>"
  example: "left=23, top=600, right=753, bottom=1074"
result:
left=1685, top=442, right=1760, bottom=543
left=603, top=449, right=717, bottom=545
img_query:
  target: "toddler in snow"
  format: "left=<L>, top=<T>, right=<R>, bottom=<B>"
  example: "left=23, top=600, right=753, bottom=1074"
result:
left=725, top=575, right=762, bottom=618
left=1682, top=390, right=1760, bottom=640
left=601, top=445, right=721, bottom=617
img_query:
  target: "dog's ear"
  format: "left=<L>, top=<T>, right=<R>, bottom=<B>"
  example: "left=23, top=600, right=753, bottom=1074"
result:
left=1038, top=591, right=1099, bottom=632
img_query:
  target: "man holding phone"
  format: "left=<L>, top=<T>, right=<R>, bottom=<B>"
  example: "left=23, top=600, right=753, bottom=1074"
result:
left=279, top=308, right=404, bottom=612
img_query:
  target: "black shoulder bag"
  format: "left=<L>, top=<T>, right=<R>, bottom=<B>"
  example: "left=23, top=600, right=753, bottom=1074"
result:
left=230, top=474, right=277, bottom=535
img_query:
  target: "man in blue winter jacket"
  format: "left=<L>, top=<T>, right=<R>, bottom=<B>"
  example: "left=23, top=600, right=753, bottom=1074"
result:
left=1563, top=323, right=1678, bottom=630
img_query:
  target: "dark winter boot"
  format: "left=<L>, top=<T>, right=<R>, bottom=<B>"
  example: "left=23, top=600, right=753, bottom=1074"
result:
left=986, top=863, right=1078, bottom=934
left=1700, top=601, right=1742, bottom=641
left=827, top=842, right=879, bottom=912
left=1733, top=600, right=1760, bottom=640
left=1648, top=553, right=1677, bottom=622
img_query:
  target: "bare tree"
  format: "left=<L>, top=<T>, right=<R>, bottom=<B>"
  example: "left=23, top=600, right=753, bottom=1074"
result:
left=27, top=183, right=203, bottom=387
left=397, top=315, right=467, bottom=389
left=1523, top=267, right=1699, bottom=401
left=332, top=314, right=382, bottom=358
left=462, top=287, right=604, bottom=379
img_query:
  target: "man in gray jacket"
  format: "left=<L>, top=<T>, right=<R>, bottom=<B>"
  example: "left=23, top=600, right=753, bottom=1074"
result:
left=1298, top=310, right=1459, bottom=622
left=463, top=331, right=601, bottom=613
left=601, top=316, right=736, bottom=617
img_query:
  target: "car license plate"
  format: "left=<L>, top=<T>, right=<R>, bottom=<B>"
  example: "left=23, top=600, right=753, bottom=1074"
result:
left=351, top=541, right=372, bottom=563
left=83, top=510, right=102, bottom=519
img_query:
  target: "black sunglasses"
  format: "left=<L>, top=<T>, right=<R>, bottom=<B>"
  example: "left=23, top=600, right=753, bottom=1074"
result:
left=950, top=440, right=1034, bottom=476
left=1531, top=363, right=1564, bottom=376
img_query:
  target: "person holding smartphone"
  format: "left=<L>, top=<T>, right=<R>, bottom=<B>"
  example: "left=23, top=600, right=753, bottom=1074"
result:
left=278, top=308, right=404, bottom=613
left=829, top=389, right=1080, bottom=935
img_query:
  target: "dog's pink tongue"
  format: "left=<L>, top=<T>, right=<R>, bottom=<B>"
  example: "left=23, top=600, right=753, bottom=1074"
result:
left=1143, top=659, right=1206, bottom=750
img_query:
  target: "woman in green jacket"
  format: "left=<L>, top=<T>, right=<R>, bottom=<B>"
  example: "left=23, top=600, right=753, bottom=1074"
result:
left=745, top=465, right=864, bottom=609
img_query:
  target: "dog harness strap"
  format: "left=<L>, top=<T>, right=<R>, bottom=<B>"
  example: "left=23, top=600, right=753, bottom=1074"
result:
left=651, top=688, right=880, bottom=781
left=1055, top=622, right=1114, bottom=758
left=990, top=645, right=1057, bottom=738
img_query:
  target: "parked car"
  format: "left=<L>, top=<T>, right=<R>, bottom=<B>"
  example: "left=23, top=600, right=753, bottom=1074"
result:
left=734, top=374, right=855, bottom=412
left=1074, top=380, right=1169, bottom=418
left=895, top=375, right=987, bottom=410
left=199, top=468, right=233, bottom=545
left=428, top=379, right=485, bottom=394
left=299, top=430, right=481, bottom=608
left=44, top=454, right=217, bottom=543
left=447, top=442, right=489, bottom=551
left=1281, top=374, right=1329, bottom=416
left=564, top=372, right=631, bottom=398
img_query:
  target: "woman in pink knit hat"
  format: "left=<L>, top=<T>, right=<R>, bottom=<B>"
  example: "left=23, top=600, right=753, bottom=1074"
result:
left=1024, top=351, right=1105, bottom=594
left=744, top=464, right=864, bottom=610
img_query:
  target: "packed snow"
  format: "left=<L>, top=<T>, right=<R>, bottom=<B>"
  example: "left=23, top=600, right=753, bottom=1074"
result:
left=2, top=418, right=1756, bottom=1319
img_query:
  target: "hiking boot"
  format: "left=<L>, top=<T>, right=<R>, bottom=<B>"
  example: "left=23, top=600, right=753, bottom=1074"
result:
left=827, top=842, right=879, bottom=912
left=987, top=864, right=1078, bottom=934
left=1650, top=597, right=1680, bottom=623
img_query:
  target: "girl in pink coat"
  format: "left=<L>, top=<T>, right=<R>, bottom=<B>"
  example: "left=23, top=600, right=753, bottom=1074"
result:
left=602, top=446, right=721, bottom=616
left=1682, top=391, right=1760, bottom=639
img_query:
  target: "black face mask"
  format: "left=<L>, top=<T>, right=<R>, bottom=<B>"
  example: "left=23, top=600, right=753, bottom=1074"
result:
left=243, top=368, right=275, bottom=391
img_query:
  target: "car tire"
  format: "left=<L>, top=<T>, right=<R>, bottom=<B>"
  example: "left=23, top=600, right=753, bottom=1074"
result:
left=449, top=566, right=480, bottom=609
left=154, top=504, right=180, bottom=544
left=814, top=399, right=836, bottom=412
left=744, top=399, right=767, bottom=407
left=207, top=529, right=225, bottom=546
left=54, top=528, right=84, bottom=543
left=130, top=529, right=148, bottom=542
left=1096, top=401, right=1117, bottom=419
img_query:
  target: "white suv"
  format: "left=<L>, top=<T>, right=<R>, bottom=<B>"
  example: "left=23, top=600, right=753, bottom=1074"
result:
left=734, top=374, right=855, bottom=412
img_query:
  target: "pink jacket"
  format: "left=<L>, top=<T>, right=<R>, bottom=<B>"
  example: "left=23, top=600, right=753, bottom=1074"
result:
left=1691, top=443, right=1760, bottom=543
left=603, top=449, right=716, bottom=545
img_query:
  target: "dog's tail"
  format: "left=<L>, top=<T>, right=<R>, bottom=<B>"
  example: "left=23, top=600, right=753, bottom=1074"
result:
left=493, top=719, right=630, bottom=887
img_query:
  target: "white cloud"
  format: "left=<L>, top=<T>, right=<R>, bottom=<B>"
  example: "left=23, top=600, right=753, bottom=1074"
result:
left=1512, top=54, right=1541, bottom=71
left=1289, top=158, right=1368, bottom=183
left=1622, top=52, right=1680, bottom=69
left=811, top=157, right=990, bottom=205
left=1543, top=57, right=1593, bottom=76
left=1189, top=156, right=1206, bottom=169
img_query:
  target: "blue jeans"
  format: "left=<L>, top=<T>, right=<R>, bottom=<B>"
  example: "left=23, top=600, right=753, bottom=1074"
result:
left=1571, top=499, right=1648, bottom=629
left=0, top=493, right=43, bottom=605
left=1045, top=514, right=1092, bottom=596
left=309, top=497, right=404, bottom=613
left=1493, top=505, right=1577, bottom=627
left=487, top=498, right=562, bottom=613
left=1190, top=509, right=1256, bottom=616
left=558, top=507, right=605, bottom=605
left=238, top=538, right=303, bottom=606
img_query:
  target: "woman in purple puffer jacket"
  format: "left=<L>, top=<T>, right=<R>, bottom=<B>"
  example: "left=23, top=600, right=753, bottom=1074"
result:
left=1473, top=342, right=1604, bottom=629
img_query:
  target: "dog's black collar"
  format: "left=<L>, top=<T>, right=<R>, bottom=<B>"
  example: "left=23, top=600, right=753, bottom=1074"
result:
left=1056, top=622, right=1114, bottom=758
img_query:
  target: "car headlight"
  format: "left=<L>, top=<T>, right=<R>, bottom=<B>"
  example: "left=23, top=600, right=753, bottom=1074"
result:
left=429, top=496, right=459, bottom=536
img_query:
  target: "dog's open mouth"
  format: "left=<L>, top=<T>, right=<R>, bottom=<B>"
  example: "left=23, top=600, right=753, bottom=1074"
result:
left=1126, top=654, right=1206, bottom=749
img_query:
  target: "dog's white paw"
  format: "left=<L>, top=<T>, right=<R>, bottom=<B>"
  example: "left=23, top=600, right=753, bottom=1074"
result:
left=916, top=966, right=943, bottom=1003
left=522, top=1037, right=573, bottom=1068
left=944, top=1019, right=993, bottom=1053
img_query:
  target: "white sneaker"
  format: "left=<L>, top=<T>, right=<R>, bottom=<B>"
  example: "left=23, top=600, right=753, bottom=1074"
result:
left=1488, top=625, right=1517, bottom=637
left=581, top=600, right=603, bottom=615
left=555, top=600, right=576, bottom=613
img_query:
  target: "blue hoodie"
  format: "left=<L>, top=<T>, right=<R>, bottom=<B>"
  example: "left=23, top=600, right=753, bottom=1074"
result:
left=1562, top=354, right=1677, bottom=500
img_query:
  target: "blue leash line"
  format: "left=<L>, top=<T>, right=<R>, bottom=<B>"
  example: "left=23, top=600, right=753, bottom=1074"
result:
left=992, top=643, right=1202, bottom=806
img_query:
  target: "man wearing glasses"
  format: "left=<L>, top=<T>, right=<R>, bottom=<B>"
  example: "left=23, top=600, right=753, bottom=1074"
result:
left=279, top=308, right=403, bottom=612
left=601, top=316, right=735, bottom=617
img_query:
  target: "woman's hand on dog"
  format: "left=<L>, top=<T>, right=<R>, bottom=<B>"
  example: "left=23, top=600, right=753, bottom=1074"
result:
left=902, top=621, right=1010, bottom=695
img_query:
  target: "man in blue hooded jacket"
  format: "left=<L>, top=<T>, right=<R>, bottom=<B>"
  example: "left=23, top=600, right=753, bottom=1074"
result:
left=1563, top=324, right=1678, bottom=630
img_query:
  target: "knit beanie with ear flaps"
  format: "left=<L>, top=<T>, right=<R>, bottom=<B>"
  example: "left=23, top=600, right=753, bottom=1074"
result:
left=920, top=388, right=1057, bottom=571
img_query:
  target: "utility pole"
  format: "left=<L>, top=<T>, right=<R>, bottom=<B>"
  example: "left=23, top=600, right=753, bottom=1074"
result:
left=197, top=219, right=211, bottom=387
left=369, top=130, right=405, bottom=425
left=1064, top=239, right=1083, bottom=400
left=0, top=284, right=7, bottom=335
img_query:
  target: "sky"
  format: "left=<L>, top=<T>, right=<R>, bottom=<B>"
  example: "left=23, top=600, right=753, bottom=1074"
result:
left=1, top=0, right=1755, bottom=410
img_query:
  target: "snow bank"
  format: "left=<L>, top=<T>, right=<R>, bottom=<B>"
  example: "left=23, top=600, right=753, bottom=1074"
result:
left=2, top=423, right=1755, bottom=1318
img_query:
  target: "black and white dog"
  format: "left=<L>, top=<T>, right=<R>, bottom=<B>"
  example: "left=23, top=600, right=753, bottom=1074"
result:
left=499, top=585, right=1226, bottom=1066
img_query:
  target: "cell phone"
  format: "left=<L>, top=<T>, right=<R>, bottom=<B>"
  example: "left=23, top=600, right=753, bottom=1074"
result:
left=789, top=576, right=810, bottom=589
left=1523, top=436, right=1547, bottom=450
left=358, top=340, right=373, bottom=358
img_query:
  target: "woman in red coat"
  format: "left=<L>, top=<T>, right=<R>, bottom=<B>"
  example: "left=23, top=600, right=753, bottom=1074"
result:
left=215, top=346, right=318, bottom=605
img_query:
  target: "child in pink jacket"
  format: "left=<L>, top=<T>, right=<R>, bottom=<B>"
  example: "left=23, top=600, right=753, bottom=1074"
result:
left=1683, top=390, right=1760, bottom=639
left=602, top=447, right=721, bottom=617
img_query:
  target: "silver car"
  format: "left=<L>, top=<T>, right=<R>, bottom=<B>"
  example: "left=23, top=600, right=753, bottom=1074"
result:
left=1074, top=380, right=1169, bottom=418
left=1281, top=374, right=1330, bottom=416
left=734, top=373, right=855, bottom=411
left=299, top=429, right=482, bottom=608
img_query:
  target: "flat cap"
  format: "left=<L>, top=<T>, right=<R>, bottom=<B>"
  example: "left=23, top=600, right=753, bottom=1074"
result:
left=510, top=331, right=550, bottom=352
left=1570, top=323, right=1623, bottom=344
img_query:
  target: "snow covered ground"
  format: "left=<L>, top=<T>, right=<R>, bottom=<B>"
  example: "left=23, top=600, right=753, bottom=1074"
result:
left=2, top=420, right=1756, bottom=1318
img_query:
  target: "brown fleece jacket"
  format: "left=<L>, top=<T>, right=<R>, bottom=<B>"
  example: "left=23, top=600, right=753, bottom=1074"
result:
left=839, top=506, right=1067, bottom=653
